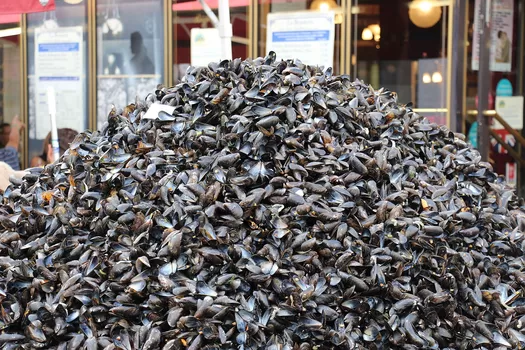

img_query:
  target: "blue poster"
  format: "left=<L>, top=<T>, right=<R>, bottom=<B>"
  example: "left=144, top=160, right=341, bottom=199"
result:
left=496, top=78, right=513, bottom=96
left=468, top=121, right=478, bottom=148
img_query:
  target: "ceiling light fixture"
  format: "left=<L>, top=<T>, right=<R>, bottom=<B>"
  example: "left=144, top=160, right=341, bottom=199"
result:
left=418, top=0, right=432, bottom=12
left=409, top=0, right=442, bottom=28
left=103, top=0, right=123, bottom=35
left=432, top=71, right=443, bottom=83
left=310, top=0, right=338, bottom=11
left=361, top=24, right=380, bottom=42
left=361, top=27, right=373, bottom=41
left=310, top=0, right=343, bottom=24
left=368, top=24, right=380, bottom=42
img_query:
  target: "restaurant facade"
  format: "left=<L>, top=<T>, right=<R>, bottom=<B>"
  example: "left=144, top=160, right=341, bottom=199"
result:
left=0, top=0, right=524, bottom=194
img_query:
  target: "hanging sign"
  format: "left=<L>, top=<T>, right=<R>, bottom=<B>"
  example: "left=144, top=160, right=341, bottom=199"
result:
left=492, top=96, right=522, bottom=157
left=190, top=28, right=222, bottom=67
left=266, top=11, right=335, bottom=69
left=35, top=26, right=84, bottom=139
left=0, top=0, right=55, bottom=15
left=472, top=0, right=514, bottom=72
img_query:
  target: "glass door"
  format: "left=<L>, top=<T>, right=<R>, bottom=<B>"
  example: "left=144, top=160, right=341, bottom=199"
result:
left=350, top=0, right=452, bottom=126
left=0, top=18, right=22, bottom=168
left=96, top=0, right=166, bottom=129
left=26, top=0, right=89, bottom=167
left=256, top=0, right=344, bottom=74
left=172, top=0, right=250, bottom=82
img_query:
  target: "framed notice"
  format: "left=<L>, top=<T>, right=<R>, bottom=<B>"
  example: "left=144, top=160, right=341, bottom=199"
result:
left=35, top=26, right=84, bottom=139
left=494, top=96, right=523, bottom=129
left=472, top=0, right=513, bottom=72
left=191, top=28, right=222, bottom=67
left=266, top=11, right=335, bottom=69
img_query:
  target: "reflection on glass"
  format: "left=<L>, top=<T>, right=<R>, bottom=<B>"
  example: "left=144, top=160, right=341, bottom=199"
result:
left=351, top=1, right=448, bottom=125
left=96, top=0, right=164, bottom=129
left=173, top=0, right=248, bottom=82
left=26, top=2, right=88, bottom=164
left=129, top=31, right=155, bottom=74
left=0, top=18, right=21, bottom=131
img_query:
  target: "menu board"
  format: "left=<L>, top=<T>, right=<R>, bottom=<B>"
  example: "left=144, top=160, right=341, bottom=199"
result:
left=266, top=11, right=335, bottom=69
left=35, top=26, right=84, bottom=139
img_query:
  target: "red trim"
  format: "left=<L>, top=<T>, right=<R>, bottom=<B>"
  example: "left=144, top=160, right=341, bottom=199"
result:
left=0, top=14, right=20, bottom=24
left=173, top=0, right=248, bottom=11
left=0, top=0, right=56, bottom=15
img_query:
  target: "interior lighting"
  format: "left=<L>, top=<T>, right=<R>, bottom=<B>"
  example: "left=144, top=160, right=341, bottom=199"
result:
left=432, top=71, right=443, bottom=83
left=310, top=0, right=338, bottom=11
left=361, top=27, right=373, bottom=41
left=368, top=24, right=380, bottom=42
left=102, top=0, right=123, bottom=35
left=409, top=0, right=442, bottom=28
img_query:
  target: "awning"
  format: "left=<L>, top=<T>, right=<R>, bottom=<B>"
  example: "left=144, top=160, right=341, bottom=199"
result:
left=173, top=0, right=306, bottom=12
left=0, top=0, right=56, bottom=15
left=174, top=0, right=248, bottom=11
left=0, top=14, right=20, bottom=24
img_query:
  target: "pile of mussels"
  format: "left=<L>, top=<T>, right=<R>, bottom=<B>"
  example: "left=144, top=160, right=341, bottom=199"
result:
left=2, top=53, right=525, bottom=350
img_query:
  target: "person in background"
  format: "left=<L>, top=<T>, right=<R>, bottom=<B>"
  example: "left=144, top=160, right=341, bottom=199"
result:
left=30, top=128, right=78, bottom=167
left=128, top=31, right=154, bottom=75
left=0, top=116, right=23, bottom=170
left=0, top=123, right=11, bottom=148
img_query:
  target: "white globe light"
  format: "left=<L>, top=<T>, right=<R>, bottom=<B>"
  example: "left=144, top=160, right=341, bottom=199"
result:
left=409, top=0, right=442, bottom=28
left=432, top=72, right=443, bottom=83
left=361, top=28, right=373, bottom=41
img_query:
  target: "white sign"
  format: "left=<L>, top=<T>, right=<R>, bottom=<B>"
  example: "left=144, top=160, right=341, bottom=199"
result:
left=494, top=96, right=523, bottom=129
left=191, top=28, right=222, bottom=67
left=266, top=11, right=335, bottom=69
left=35, top=26, right=84, bottom=139
left=472, top=0, right=513, bottom=72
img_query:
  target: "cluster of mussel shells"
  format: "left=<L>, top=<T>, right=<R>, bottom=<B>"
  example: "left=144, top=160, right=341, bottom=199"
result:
left=0, top=52, right=525, bottom=349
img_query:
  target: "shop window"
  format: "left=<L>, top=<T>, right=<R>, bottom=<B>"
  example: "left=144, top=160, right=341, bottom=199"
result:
left=26, top=1, right=88, bottom=165
left=172, top=0, right=249, bottom=82
left=96, top=0, right=165, bottom=129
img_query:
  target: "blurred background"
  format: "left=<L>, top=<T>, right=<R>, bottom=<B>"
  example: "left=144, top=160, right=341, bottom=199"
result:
left=0, top=0, right=524, bottom=195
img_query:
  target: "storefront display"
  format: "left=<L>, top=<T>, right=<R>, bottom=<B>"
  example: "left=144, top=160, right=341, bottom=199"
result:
left=26, top=1, right=88, bottom=165
left=96, top=0, right=165, bottom=129
left=266, top=11, right=335, bottom=69
left=34, top=26, right=84, bottom=139
left=0, top=0, right=518, bottom=194
left=1, top=53, right=525, bottom=348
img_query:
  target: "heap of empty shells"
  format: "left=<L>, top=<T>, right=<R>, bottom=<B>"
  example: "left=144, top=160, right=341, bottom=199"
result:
left=1, top=53, right=525, bottom=349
